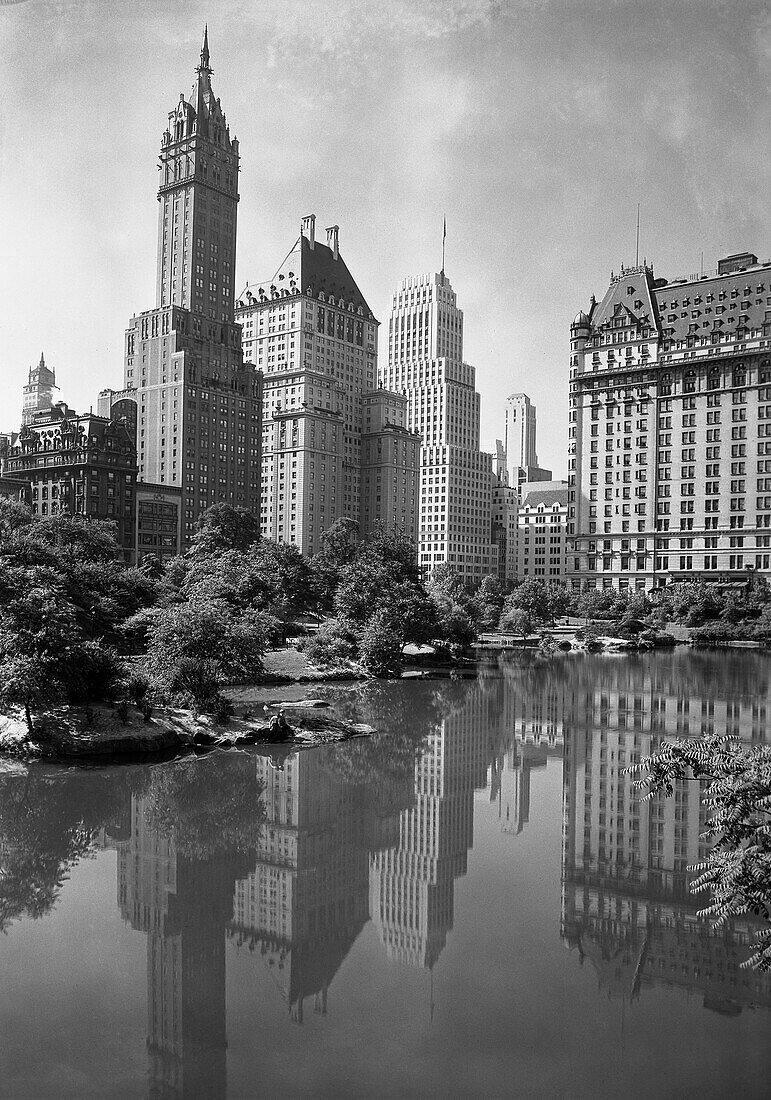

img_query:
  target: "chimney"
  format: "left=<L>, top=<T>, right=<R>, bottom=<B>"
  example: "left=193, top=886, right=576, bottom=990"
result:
left=301, top=214, right=315, bottom=250
left=326, top=225, right=339, bottom=261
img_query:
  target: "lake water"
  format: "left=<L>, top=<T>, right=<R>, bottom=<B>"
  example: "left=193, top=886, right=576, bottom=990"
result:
left=1, top=650, right=770, bottom=1099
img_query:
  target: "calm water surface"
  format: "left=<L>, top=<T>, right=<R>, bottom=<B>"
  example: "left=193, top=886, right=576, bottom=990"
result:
left=1, top=651, right=770, bottom=1099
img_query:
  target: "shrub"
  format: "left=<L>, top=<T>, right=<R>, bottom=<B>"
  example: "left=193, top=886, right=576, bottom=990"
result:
left=126, top=672, right=150, bottom=707
left=66, top=643, right=125, bottom=705
left=691, top=621, right=755, bottom=644
left=300, top=620, right=358, bottom=668
left=171, top=657, right=221, bottom=711
left=213, top=694, right=233, bottom=725
left=114, top=700, right=129, bottom=723
left=141, top=701, right=153, bottom=723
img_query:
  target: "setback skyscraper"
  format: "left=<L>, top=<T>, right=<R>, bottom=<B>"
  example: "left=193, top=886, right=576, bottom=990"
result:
left=384, top=270, right=495, bottom=584
left=101, top=31, right=263, bottom=549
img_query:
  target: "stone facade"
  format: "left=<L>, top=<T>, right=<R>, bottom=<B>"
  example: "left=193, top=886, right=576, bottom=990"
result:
left=235, top=218, right=419, bottom=554
left=2, top=402, right=137, bottom=555
left=568, top=251, right=771, bottom=591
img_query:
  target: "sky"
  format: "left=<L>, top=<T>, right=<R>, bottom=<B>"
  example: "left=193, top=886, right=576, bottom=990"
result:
left=1, top=0, right=770, bottom=476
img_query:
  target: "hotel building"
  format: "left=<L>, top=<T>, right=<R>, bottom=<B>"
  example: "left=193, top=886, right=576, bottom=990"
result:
left=384, top=271, right=495, bottom=584
left=568, top=250, right=771, bottom=591
left=235, top=218, right=420, bottom=553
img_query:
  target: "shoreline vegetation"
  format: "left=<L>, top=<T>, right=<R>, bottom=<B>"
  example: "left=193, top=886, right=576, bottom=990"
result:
left=2, top=499, right=771, bottom=762
left=3, top=501, right=767, bottom=977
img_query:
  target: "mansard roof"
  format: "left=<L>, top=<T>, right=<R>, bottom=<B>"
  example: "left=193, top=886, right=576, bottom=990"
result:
left=652, top=263, right=771, bottom=343
left=240, top=233, right=376, bottom=320
left=522, top=486, right=569, bottom=509
left=590, top=264, right=661, bottom=332
left=577, top=254, right=771, bottom=345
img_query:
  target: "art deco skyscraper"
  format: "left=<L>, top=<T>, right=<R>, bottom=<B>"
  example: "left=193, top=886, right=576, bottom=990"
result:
left=105, top=31, right=263, bottom=548
left=383, top=271, right=495, bottom=584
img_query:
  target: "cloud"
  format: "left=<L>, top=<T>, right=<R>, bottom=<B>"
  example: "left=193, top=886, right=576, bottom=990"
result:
left=251, top=0, right=500, bottom=70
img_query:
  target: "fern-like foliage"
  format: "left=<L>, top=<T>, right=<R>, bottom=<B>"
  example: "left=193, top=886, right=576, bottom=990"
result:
left=628, top=734, right=771, bottom=971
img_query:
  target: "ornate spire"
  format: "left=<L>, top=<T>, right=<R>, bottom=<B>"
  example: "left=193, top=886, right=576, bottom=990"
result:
left=197, top=24, right=212, bottom=75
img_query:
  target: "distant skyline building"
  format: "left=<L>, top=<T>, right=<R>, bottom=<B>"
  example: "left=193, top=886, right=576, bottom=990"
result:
left=101, top=31, right=263, bottom=550
left=491, top=439, right=518, bottom=586
left=506, top=392, right=552, bottom=496
left=235, top=217, right=420, bottom=553
left=22, top=352, right=58, bottom=426
left=384, top=270, right=495, bottom=584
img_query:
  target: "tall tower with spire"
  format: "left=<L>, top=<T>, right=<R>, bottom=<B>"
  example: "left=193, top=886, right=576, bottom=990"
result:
left=104, top=30, right=263, bottom=548
left=22, top=352, right=58, bottom=425
left=155, top=25, right=239, bottom=320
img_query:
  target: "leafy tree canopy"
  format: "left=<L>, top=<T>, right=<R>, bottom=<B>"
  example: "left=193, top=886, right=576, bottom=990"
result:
left=188, top=503, right=262, bottom=557
left=631, top=734, right=771, bottom=971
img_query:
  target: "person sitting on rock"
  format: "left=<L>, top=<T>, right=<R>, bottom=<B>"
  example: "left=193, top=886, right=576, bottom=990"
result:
left=268, top=710, right=292, bottom=742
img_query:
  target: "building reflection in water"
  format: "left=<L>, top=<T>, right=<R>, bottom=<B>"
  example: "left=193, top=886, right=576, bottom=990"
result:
left=113, top=652, right=771, bottom=1096
left=557, top=653, right=771, bottom=1015
left=369, top=708, right=488, bottom=970
left=116, top=760, right=259, bottom=1099
left=228, top=748, right=406, bottom=1023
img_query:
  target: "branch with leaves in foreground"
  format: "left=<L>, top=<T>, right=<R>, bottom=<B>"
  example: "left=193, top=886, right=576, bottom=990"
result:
left=628, top=734, right=771, bottom=971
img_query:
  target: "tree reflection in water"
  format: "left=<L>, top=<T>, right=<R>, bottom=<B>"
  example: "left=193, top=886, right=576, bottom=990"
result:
left=0, top=765, right=133, bottom=932
left=2, top=651, right=771, bottom=1098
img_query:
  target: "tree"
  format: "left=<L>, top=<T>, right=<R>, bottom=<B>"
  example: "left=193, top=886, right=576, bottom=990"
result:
left=358, top=608, right=404, bottom=677
left=0, top=581, right=118, bottom=736
left=426, top=565, right=476, bottom=651
left=309, top=517, right=360, bottom=613
left=656, top=581, right=722, bottom=626
left=142, top=601, right=276, bottom=704
left=498, top=606, right=532, bottom=640
left=472, top=575, right=505, bottom=630
left=502, top=578, right=565, bottom=628
left=574, top=587, right=622, bottom=622
left=188, top=503, right=262, bottom=557
left=630, top=734, right=771, bottom=971
left=721, top=590, right=745, bottom=624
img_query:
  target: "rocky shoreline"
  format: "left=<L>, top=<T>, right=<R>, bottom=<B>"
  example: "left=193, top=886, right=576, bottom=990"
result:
left=0, top=697, right=374, bottom=763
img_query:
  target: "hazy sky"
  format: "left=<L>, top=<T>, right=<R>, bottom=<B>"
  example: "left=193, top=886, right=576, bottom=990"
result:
left=1, top=0, right=770, bottom=474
